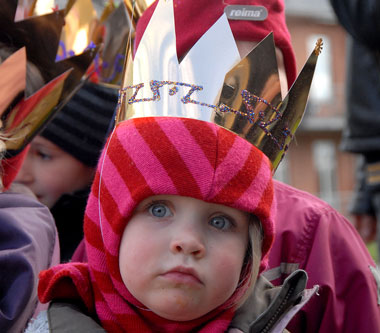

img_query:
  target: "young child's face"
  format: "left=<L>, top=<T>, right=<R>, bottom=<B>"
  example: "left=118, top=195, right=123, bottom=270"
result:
left=15, top=135, right=94, bottom=208
left=119, top=194, right=250, bottom=321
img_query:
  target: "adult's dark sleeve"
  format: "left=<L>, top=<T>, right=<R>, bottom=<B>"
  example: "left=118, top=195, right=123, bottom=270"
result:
left=329, top=0, right=380, bottom=51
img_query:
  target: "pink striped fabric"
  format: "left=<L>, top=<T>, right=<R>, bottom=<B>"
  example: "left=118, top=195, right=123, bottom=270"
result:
left=39, top=117, right=275, bottom=332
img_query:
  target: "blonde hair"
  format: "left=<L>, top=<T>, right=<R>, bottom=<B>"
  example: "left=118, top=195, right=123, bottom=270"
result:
left=0, top=123, right=6, bottom=154
left=235, top=215, right=263, bottom=308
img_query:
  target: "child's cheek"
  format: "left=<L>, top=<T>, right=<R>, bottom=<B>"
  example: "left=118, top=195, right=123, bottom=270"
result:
left=208, top=243, right=246, bottom=299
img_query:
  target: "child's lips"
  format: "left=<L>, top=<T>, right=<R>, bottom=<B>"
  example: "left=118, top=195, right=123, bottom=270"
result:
left=161, top=266, right=203, bottom=285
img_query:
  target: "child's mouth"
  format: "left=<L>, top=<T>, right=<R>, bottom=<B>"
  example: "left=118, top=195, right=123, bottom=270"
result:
left=161, top=266, right=203, bottom=286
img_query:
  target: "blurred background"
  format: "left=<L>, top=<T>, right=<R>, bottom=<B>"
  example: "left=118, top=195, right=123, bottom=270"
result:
left=278, top=0, right=354, bottom=217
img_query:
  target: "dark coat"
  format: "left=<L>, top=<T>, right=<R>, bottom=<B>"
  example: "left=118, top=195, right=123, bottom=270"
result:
left=341, top=38, right=380, bottom=154
left=330, top=0, right=380, bottom=155
left=51, top=187, right=90, bottom=262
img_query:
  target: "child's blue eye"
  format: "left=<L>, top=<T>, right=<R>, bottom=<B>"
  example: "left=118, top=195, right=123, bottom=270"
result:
left=209, top=216, right=232, bottom=230
left=149, top=203, right=171, bottom=218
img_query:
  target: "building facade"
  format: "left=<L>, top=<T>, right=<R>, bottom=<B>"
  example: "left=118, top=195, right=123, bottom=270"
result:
left=278, top=0, right=356, bottom=217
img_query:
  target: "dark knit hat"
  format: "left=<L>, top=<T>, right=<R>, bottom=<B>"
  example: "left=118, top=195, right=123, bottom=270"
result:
left=41, top=81, right=117, bottom=167
left=135, top=0, right=297, bottom=87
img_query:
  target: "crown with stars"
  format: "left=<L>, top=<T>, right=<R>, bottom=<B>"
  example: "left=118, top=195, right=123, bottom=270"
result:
left=116, top=0, right=322, bottom=171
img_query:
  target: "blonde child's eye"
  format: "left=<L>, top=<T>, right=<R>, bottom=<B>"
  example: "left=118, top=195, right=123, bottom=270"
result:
left=209, top=216, right=232, bottom=230
left=149, top=203, right=171, bottom=218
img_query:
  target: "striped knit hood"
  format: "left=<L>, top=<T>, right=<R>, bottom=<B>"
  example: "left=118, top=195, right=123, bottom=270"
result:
left=39, top=117, right=275, bottom=332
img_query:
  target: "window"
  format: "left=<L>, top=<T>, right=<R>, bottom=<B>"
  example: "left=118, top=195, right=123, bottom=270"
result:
left=307, top=35, right=333, bottom=104
left=312, top=140, right=338, bottom=208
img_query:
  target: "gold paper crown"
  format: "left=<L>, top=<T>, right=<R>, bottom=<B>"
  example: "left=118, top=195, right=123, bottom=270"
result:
left=0, top=0, right=98, bottom=155
left=117, top=0, right=322, bottom=171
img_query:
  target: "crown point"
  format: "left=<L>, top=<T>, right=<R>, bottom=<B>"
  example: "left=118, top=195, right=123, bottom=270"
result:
left=314, top=38, right=323, bottom=56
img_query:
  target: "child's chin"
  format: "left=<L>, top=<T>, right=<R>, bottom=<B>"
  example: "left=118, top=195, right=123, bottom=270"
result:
left=149, top=294, right=209, bottom=321
left=153, top=309, right=204, bottom=322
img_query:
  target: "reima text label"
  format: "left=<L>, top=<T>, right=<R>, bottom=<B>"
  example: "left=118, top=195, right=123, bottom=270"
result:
left=224, top=5, right=268, bottom=21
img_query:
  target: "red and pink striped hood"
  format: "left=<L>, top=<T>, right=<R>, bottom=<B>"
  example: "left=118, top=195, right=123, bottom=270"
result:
left=39, top=117, right=276, bottom=332
left=81, top=116, right=274, bottom=331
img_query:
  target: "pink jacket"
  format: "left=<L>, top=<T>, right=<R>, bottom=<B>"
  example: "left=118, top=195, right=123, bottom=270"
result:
left=266, top=180, right=380, bottom=332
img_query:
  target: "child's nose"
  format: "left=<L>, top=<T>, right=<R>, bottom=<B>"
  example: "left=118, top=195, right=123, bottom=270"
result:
left=170, top=228, right=206, bottom=259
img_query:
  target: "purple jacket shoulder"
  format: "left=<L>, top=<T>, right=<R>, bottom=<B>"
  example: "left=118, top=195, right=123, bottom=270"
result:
left=0, top=192, right=59, bottom=332
left=266, top=180, right=380, bottom=332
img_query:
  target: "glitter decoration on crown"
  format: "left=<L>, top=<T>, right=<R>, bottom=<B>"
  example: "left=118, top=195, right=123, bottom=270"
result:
left=117, top=0, right=322, bottom=171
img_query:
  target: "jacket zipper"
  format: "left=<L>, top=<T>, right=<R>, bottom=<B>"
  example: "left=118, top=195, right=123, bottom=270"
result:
left=259, top=286, right=295, bottom=333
